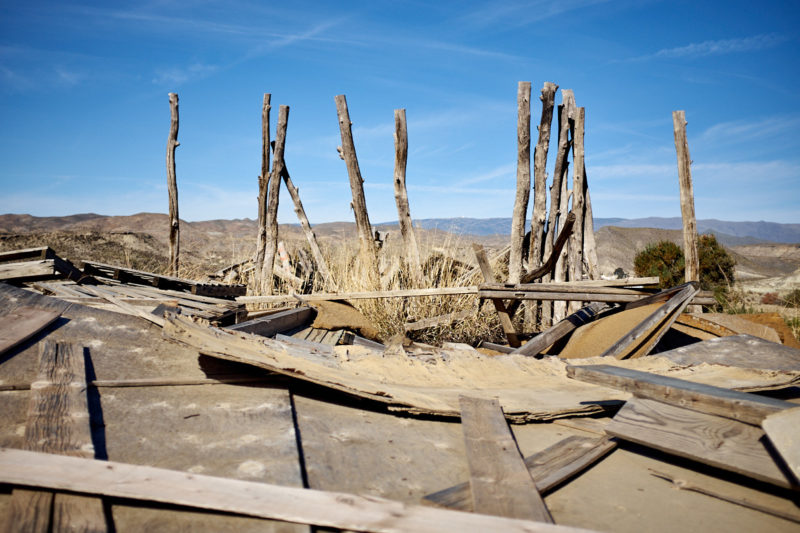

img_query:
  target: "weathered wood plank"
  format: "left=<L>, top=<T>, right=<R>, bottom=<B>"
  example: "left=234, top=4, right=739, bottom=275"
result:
left=479, top=289, right=715, bottom=306
left=238, top=286, right=479, bottom=304
left=762, top=406, right=800, bottom=484
left=459, top=396, right=552, bottom=522
left=606, top=398, right=796, bottom=488
left=566, top=364, right=794, bottom=425
left=424, top=434, right=615, bottom=511
left=0, top=259, right=56, bottom=281
left=0, top=307, right=61, bottom=356
left=404, top=309, right=474, bottom=332
left=226, top=307, right=314, bottom=337
left=0, top=448, right=590, bottom=533
left=512, top=303, right=607, bottom=356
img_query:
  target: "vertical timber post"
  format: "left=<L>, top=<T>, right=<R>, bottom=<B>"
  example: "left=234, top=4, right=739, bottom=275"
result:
left=261, top=105, right=289, bottom=295
left=335, top=94, right=379, bottom=281
left=509, top=81, right=531, bottom=284
left=529, top=82, right=558, bottom=273
left=166, top=93, right=180, bottom=277
left=393, top=108, right=423, bottom=286
left=255, top=94, right=271, bottom=289
left=582, top=173, right=599, bottom=280
left=672, top=110, right=700, bottom=311
left=567, top=107, right=586, bottom=313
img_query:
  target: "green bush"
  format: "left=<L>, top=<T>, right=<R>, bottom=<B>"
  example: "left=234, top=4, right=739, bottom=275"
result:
left=633, top=240, right=685, bottom=288
left=633, top=234, right=736, bottom=298
left=785, top=288, right=800, bottom=308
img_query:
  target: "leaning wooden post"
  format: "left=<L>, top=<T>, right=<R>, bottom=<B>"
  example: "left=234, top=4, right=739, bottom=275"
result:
left=393, top=109, right=423, bottom=286
left=509, top=81, right=531, bottom=284
left=567, top=107, right=586, bottom=313
left=166, top=92, right=180, bottom=277
left=281, top=164, right=337, bottom=291
left=672, top=110, right=700, bottom=310
left=582, top=172, right=599, bottom=280
left=260, top=105, right=289, bottom=295
left=335, top=95, right=379, bottom=280
left=255, top=94, right=271, bottom=288
left=529, top=82, right=558, bottom=272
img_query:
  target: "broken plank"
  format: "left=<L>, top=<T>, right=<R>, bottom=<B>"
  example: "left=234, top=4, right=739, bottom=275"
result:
left=566, top=364, right=794, bottom=425
left=226, top=306, right=314, bottom=337
left=0, top=307, right=61, bottom=356
left=512, top=303, right=608, bottom=356
left=0, top=259, right=56, bottom=281
left=0, top=448, right=590, bottom=533
left=459, top=396, right=552, bottom=521
left=606, top=398, right=797, bottom=489
left=762, top=407, right=800, bottom=484
left=6, top=341, right=108, bottom=532
left=424, top=434, right=616, bottom=511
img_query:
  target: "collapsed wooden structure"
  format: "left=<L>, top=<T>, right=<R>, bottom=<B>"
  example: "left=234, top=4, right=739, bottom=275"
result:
left=1, top=245, right=800, bottom=531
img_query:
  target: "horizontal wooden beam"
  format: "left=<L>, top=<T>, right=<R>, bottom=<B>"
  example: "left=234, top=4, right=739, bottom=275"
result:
left=238, top=286, right=480, bottom=304
left=478, top=289, right=715, bottom=306
left=0, top=448, right=587, bottom=533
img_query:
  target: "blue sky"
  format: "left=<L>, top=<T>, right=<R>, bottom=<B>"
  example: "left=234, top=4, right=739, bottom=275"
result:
left=1, top=1, right=798, bottom=224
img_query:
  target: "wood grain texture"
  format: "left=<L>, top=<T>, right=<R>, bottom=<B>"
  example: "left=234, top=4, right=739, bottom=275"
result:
left=606, top=398, right=796, bottom=488
left=509, top=81, right=531, bottom=284
left=0, top=307, right=60, bottom=356
left=762, top=406, right=800, bottom=484
left=166, top=92, right=180, bottom=276
left=530, top=82, right=558, bottom=272
left=255, top=93, right=271, bottom=288
left=512, top=302, right=608, bottom=356
left=672, top=111, right=699, bottom=287
left=0, top=448, right=591, bottom=533
left=566, top=364, right=794, bottom=425
left=261, top=105, right=289, bottom=295
left=459, top=396, right=552, bottom=522
left=424, top=434, right=615, bottom=511
left=226, top=307, right=314, bottom=337
left=393, top=108, right=423, bottom=285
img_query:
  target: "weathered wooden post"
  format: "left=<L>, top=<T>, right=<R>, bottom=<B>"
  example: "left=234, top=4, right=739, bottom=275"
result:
left=529, top=82, right=558, bottom=273
left=509, top=81, right=531, bottom=284
left=260, top=105, right=289, bottom=295
left=393, top=108, right=423, bottom=286
left=567, top=107, right=586, bottom=313
left=335, top=95, right=379, bottom=281
left=166, top=92, right=180, bottom=277
left=255, top=94, right=271, bottom=289
left=582, top=175, right=599, bottom=280
left=672, top=110, right=700, bottom=311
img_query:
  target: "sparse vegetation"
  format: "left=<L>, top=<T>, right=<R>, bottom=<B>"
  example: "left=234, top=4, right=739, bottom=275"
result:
left=633, top=240, right=684, bottom=288
left=785, top=288, right=800, bottom=308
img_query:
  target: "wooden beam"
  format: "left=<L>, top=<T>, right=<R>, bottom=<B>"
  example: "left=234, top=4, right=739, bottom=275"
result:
left=672, top=111, right=700, bottom=288
left=226, top=306, right=314, bottom=337
left=567, top=107, right=586, bottom=313
left=393, top=108, right=423, bottom=286
left=530, top=81, right=558, bottom=272
left=511, top=302, right=607, bottom=356
left=238, top=286, right=478, bottom=304
left=509, top=81, right=532, bottom=284
left=0, top=259, right=57, bottom=281
left=459, top=396, right=553, bottom=522
left=520, top=212, right=575, bottom=284
left=255, top=93, right=271, bottom=290
left=762, top=407, right=800, bottom=483
left=166, top=92, right=180, bottom=277
left=566, top=364, right=794, bottom=425
left=261, top=104, right=289, bottom=295
left=424, top=434, right=615, bottom=511
left=0, top=448, right=589, bottom=533
left=0, top=307, right=61, bottom=356
left=6, top=341, right=108, bottom=532
left=606, top=398, right=796, bottom=489
left=404, top=309, right=474, bottom=332
left=478, top=289, right=715, bottom=306
left=473, top=243, right=520, bottom=347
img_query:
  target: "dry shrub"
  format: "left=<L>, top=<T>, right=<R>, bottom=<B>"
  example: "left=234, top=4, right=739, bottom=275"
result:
left=761, top=292, right=781, bottom=305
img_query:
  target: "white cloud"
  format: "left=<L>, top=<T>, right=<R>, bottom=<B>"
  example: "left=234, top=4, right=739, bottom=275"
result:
left=458, top=0, right=609, bottom=28
left=635, top=33, right=788, bottom=61
left=152, top=63, right=219, bottom=86
left=699, top=115, right=800, bottom=146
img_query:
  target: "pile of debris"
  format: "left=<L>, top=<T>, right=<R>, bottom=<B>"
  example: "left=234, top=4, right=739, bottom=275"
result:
left=1, top=246, right=799, bottom=532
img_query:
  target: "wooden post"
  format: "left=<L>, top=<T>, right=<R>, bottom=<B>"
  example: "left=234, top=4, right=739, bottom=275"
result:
left=553, top=166, right=571, bottom=322
left=672, top=111, right=700, bottom=286
left=582, top=172, right=599, bottom=280
left=166, top=92, right=180, bottom=277
left=255, top=94, right=271, bottom=289
left=529, top=82, right=558, bottom=272
left=281, top=164, right=337, bottom=291
left=393, top=109, right=424, bottom=286
left=335, top=95, right=379, bottom=278
left=509, top=81, right=531, bottom=284
left=567, top=107, right=586, bottom=313
left=472, top=243, right=520, bottom=347
left=260, top=105, right=289, bottom=295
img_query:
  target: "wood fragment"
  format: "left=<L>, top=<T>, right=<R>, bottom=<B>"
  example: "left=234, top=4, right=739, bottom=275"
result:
left=0, top=307, right=61, bottom=356
left=424, top=434, right=615, bottom=511
left=0, top=448, right=589, bottom=533
left=459, top=396, right=553, bottom=522
left=566, top=364, right=794, bottom=425
left=762, top=407, right=800, bottom=484
left=166, top=92, right=180, bottom=277
left=606, top=398, right=796, bottom=489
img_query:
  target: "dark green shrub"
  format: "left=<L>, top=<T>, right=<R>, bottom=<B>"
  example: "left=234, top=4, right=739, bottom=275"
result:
left=633, top=240, right=685, bottom=288
left=785, top=288, right=800, bottom=308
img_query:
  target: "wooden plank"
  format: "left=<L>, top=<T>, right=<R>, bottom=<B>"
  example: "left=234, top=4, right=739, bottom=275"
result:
left=81, top=286, right=165, bottom=327
left=606, top=398, right=796, bottom=489
left=0, top=307, right=61, bottom=356
left=459, top=396, right=552, bottom=522
left=763, top=407, right=800, bottom=484
left=478, top=289, right=714, bottom=306
left=0, top=246, right=52, bottom=263
left=226, top=307, right=314, bottom=337
left=473, top=243, right=520, bottom=347
left=0, top=448, right=589, bottom=533
left=404, top=309, right=474, bottom=332
left=567, top=364, right=794, bottom=425
left=424, top=435, right=615, bottom=511
left=512, top=303, right=608, bottom=356
left=0, top=259, right=56, bottom=281
left=652, top=334, right=800, bottom=371
left=238, top=286, right=479, bottom=304
left=6, top=341, right=108, bottom=532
